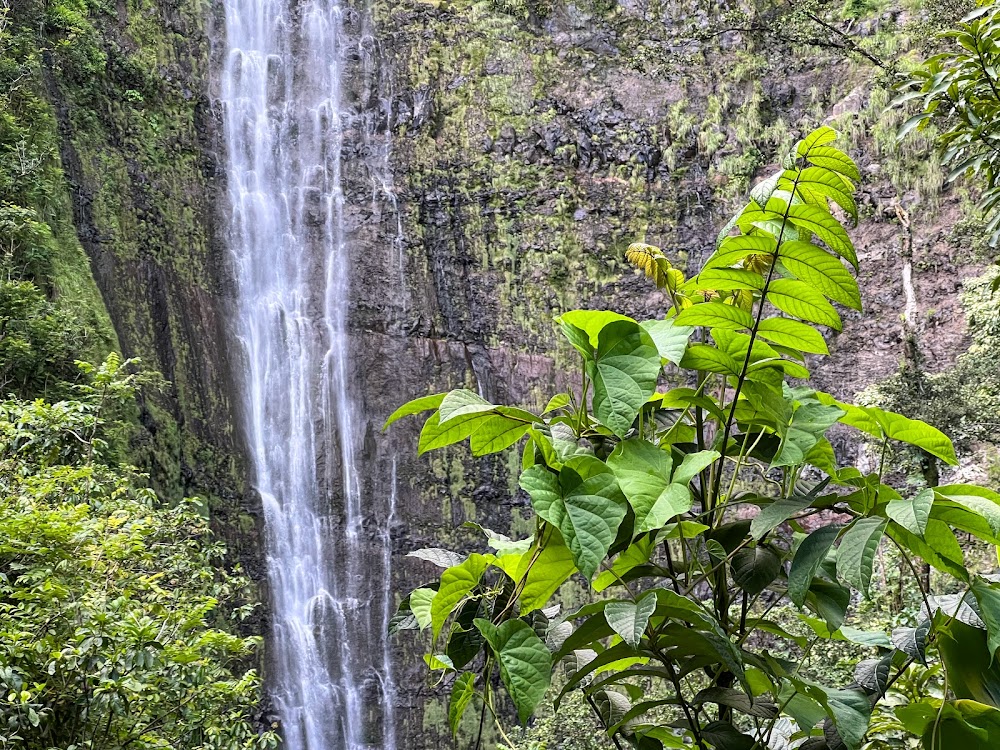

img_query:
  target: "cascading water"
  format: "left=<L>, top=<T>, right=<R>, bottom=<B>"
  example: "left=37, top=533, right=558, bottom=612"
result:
left=219, top=1, right=397, bottom=747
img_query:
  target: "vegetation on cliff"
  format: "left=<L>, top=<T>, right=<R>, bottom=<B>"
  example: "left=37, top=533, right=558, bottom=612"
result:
left=0, top=354, right=275, bottom=749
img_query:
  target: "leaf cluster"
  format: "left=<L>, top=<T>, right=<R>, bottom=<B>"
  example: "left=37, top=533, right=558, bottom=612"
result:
left=386, top=127, right=1000, bottom=750
left=390, top=128, right=1000, bottom=750
left=896, top=4, right=1000, bottom=246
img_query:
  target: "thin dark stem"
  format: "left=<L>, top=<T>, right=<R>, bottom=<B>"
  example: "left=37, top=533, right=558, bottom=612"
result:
left=712, top=168, right=804, bottom=510
left=585, top=693, right=626, bottom=750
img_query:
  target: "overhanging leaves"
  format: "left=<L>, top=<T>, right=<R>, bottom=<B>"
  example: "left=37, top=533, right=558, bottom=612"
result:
left=519, top=463, right=627, bottom=580
left=475, top=619, right=552, bottom=723
left=587, top=320, right=661, bottom=438
left=836, top=517, right=886, bottom=599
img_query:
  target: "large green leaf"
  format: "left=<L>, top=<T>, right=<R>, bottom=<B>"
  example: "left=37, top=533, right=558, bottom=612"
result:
left=757, top=316, right=830, bottom=355
left=767, top=278, right=843, bottom=330
left=796, top=126, right=839, bottom=156
left=679, top=344, right=742, bottom=375
left=558, top=310, right=633, bottom=350
left=731, top=546, right=782, bottom=596
left=448, top=672, right=476, bottom=735
left=517, top=533, right=577, bottom=614
left=971, top=579, right=1000, bottom=662
left=593, top=536, right=656, bottom=592
left=639, top=319, right=693, bottom=365
left=836, top=517, right=886, bottom=598
left=934, top=485, right=1000, bottom=543
left=384, top=392, right=445, bottom=429
left=887, top=488, right=934, bottom=537
left=773, top=401, right=845, bottom=468
left=782, top=167, right=858, bottom=221
left=892, top=620, right=931, bottom=665
left=896, top=699, right=1000, bottom=749
left=410, top=587, right=436, bottom=630
left=672, top=449, right=722, bottom=486
left=417, top=411, right=489, bottom=454
left=588, top=320, right=661, bottom=438
left=693, top=268, right=765, bottom=291
left=519, top=464, right=627, bottom=580
left=439, top=389, right=494, bottom=423
left=784, top=201, right=858, bottom=269
left=674, top=301, right=755, bottom=331
left=887, top=519, right=968, bottom=582
left=938, top=618, right=1000, bottom=706
left=475, top=619, right=552, bottom=723
left=469, top=415, right=531, bottom=456
left=750, top=497, right=814, bottom=540
left=788, top=525, right=841, bottom=606
left=821, top=397, right=958, bottom=465
left=855, top=654, right=892, bottom=696
left=605, top=592, right=657, bottom=648
left=882, top=413, right=958, bottom=465
left=778, top=240, right=861, bottom=309
left=607, top=439, right=692, bottom=534
left=819, top=688, right=872, bottom=750
left=802, top=146, right=861, bottom=182
left=431, top=553, right=491, bottom=639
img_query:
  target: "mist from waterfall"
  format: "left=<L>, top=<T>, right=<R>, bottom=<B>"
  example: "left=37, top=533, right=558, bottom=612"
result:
left=219, top=0, right=397, bottom=747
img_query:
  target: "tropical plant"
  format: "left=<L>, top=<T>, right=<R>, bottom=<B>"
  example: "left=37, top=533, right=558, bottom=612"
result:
left=389, top=127, right=1000, bottom=749
left=895, top=2, right=1000, bottom=245
left=0, top=354, right=278, bottom=750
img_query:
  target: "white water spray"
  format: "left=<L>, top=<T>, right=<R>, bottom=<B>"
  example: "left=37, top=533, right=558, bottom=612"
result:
left=219, top=1, right=396, bottom=747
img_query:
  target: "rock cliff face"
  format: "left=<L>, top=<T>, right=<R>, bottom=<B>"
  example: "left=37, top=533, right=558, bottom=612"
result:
left=35, top=0, right=990, bottom=744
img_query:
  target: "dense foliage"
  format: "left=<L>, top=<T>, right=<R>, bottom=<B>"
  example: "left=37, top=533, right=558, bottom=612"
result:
left=897, top=2, right=1000, bottom=245
left=0, top=354, right=276, bottom=750
left=390, top=128, right=1000, bottom=749
left=0, top=0, right=116, bottom=399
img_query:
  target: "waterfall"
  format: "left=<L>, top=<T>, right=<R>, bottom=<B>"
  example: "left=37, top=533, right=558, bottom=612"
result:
left=219, top=0, right=397, bottom=747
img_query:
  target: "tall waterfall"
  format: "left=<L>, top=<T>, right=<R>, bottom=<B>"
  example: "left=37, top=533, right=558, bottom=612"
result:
left=219, top=1, right=397, bottom=747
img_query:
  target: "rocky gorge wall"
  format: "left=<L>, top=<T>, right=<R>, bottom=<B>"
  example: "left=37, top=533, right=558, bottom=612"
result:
left=16, top=0, right=1000, bottom=744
